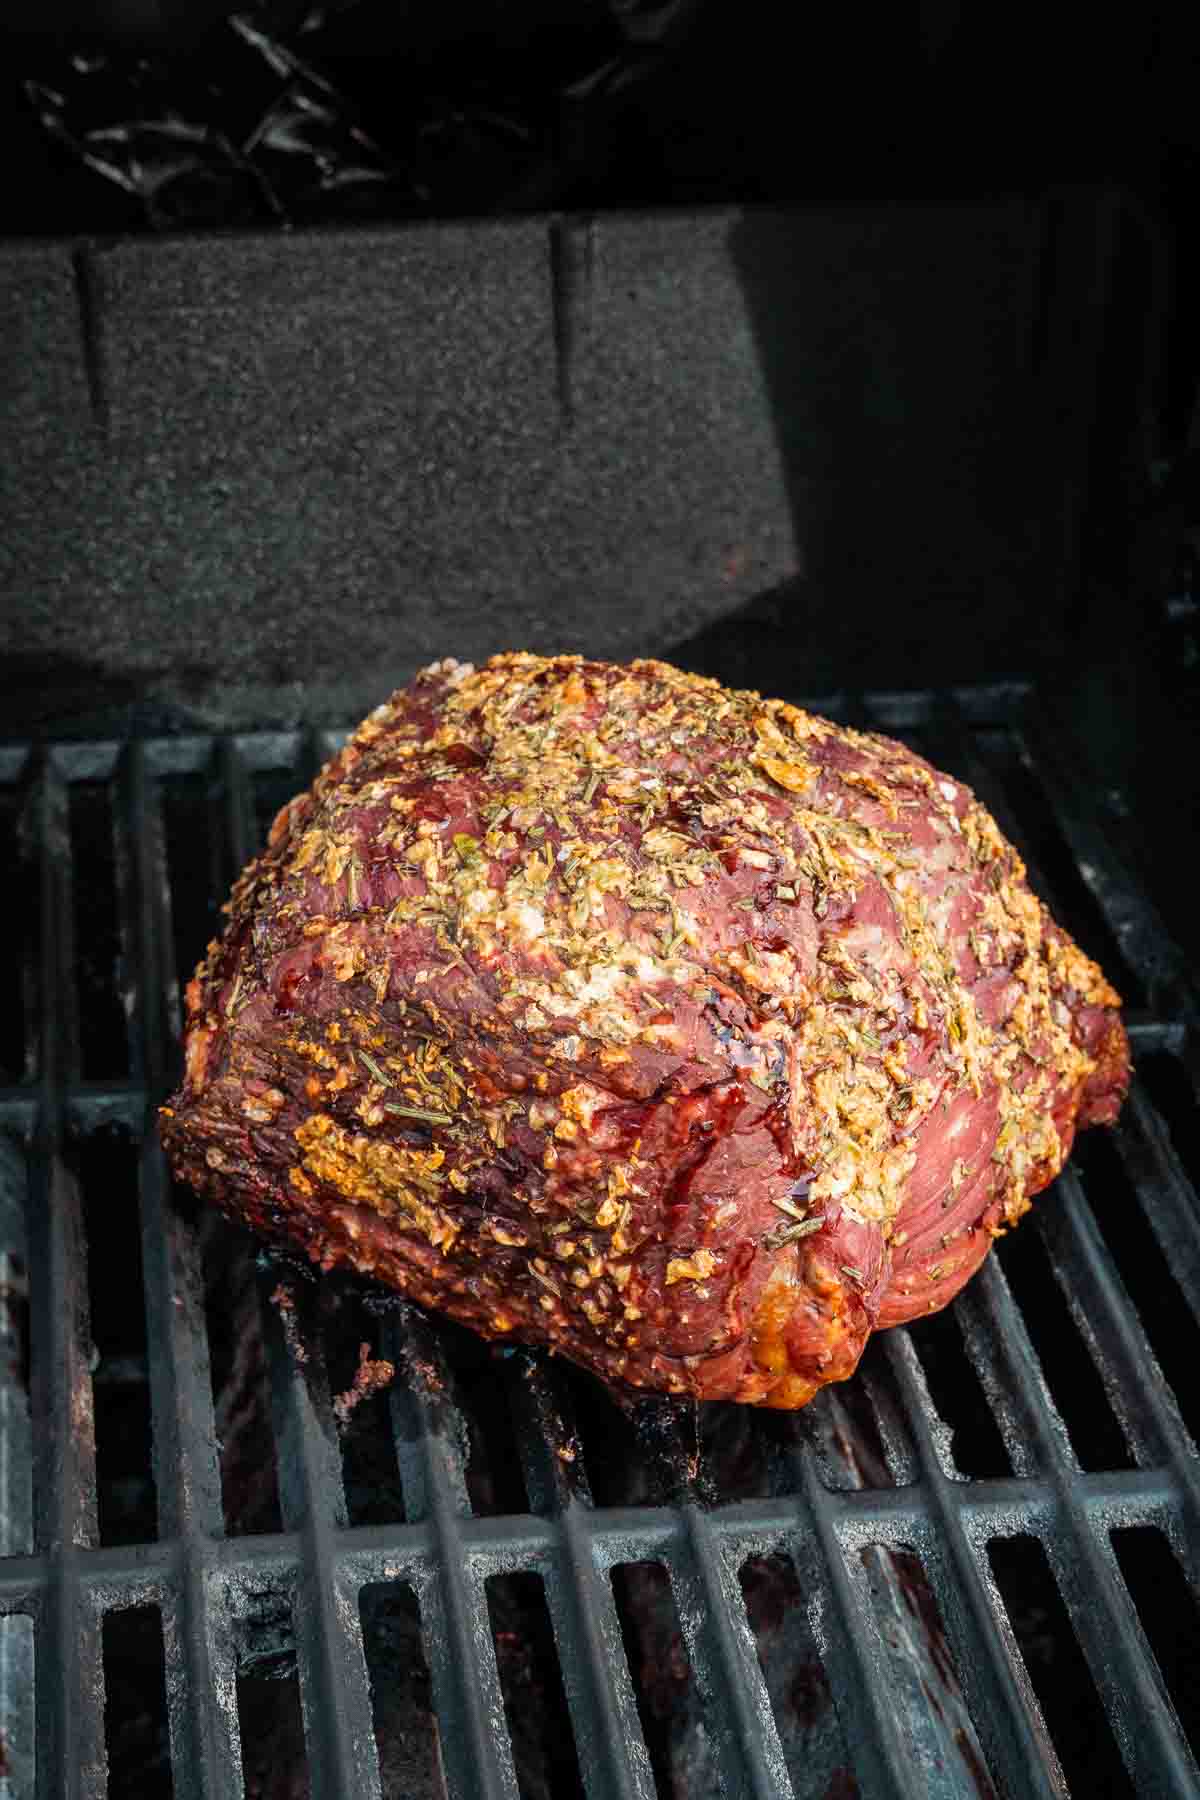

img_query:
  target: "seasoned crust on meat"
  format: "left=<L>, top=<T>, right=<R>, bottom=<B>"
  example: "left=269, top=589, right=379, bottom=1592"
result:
left=160, top=653, right=1129, bottom=1407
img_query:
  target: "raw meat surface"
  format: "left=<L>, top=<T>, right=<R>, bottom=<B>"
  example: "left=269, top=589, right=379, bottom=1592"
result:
left=161, top=655, right=1129, bottom=1407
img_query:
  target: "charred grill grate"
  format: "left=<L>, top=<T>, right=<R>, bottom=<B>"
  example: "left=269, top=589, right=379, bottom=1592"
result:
left=1, top=683, right=1198, bottom=1799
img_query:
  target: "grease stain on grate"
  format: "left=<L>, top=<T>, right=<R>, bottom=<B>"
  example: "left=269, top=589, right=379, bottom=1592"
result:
left=859, top=1545, right=995, bottom=1798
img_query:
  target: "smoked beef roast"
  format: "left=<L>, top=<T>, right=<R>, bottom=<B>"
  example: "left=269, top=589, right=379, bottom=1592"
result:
left=161, top=655, right=1129, bottom=1407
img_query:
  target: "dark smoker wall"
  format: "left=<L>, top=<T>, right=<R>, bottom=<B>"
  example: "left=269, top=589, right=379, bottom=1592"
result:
left=0, top=197, right=1145, bottom=725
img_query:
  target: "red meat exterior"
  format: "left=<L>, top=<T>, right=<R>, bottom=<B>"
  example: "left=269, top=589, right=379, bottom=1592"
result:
left=160, top=655, right=1129, bottom=1407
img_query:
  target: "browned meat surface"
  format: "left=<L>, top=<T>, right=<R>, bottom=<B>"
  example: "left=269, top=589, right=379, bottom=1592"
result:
left=160, top=655, right=1129, bottom=1407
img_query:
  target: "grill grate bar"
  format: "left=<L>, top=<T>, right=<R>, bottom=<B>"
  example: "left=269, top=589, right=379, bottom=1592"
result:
left=24, top=758, right=105, bottom=1799
left=1038, top=1166, right=1200, bottom=1560
left=668, top=1502, right=797, bottom=1800
left=217, top=735, right=384, bottom=1800
left=116, top=743, right=244, bottom=1798
left=507, top=1356, right=659, bottom=1800
left=958, top=1251, right=1200, bottom=1793
left=785, top=1450, right=932, bottom=1800
left=259, top=1279, right=348, bottom=1533
left=116, top=742, right=224, bottom=1536
left=882, top=1330, right=1065, bottom=1798
left=139, top=1144, right=246, bottom=1800
left=157, top=1557, right=244, bottom=1800
left=259, top=1282, right=384, bottom=1800
left=507, top=1353, right=591, bottom=1514
left=1124, top=1015, right=1188, bottom=1052
left=1111, top=1081, right=1200, bottom=1331
left=384, top=1306, right=523, bottom=1800
left=1, top=1464, right=1185, bottom=1614
left=38, top=1577, right=105, bottom=1800
left=550, top=1510, right=660, bottom=1800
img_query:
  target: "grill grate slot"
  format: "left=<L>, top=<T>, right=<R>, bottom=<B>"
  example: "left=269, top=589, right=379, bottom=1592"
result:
left=1110, top=1527, right=1200, bottom=1764
left=486, top=1570, right=587, bottom=1800
left=321, top=1296, right=408, bottom=1529
left=996, top=1211, right=1133, bottom=1473
left=738, top=1551, right=851, bottom=1798
left=987, top=1533, right=1133, bottom=1797
left=358, top=1581, right=443, bottom=1799
left=102, top=1603, right=173, bottom=1799
left=0, top=784, right=36, bottom=1086
left=236, top=1626, right=311, bottom=1800
left=80, top=1123, right=159, bottom=1545
left=1073, top=1128, right=1200, bottom=1459
left=505, top=1358, right=660, bottom=1800
left=121, top=742, right=246, bottom=1800
left=258, top=1270, right=382, bottom=1800
left=69, top=778, right=130, bottom=1082
left=1136, top=1049, right=1200, bottom=1192
left=778, top=1447, right=933, bottom=1799
left=1, top=688, right=1198, bottom=1800
left=609, top=1561, right=705, bottom=1800
left=902, top=1307, right=1013, bottom=1480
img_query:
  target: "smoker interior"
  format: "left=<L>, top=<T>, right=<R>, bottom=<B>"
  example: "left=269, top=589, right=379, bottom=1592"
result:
left=0, top=677, right=1198, bottom=1800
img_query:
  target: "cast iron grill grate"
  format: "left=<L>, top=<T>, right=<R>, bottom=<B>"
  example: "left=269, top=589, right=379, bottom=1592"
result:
left=1, top=683, right=1198, bottom=1799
